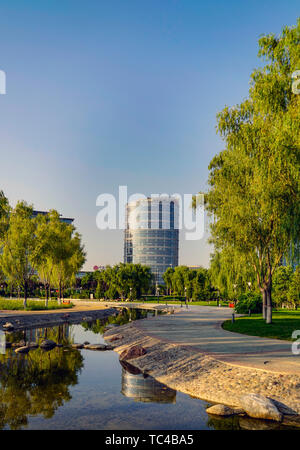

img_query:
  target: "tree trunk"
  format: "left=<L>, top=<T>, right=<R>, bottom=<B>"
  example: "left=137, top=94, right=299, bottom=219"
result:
left=45, top=283, right=49, bottom=308
left=58, top=282, right=62, bottom=305
left=23, top=281, right=28, bottom=309
left=262, top=290, right=267, bottom=320
left=266, top=287, right=272, bottom=324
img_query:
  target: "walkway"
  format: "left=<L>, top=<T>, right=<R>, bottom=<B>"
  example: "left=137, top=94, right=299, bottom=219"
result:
left=131, top=304, right=300, bottom=375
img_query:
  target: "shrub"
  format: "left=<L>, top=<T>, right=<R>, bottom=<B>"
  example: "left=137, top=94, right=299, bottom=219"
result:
left=235, top=292, right=262, bottom=314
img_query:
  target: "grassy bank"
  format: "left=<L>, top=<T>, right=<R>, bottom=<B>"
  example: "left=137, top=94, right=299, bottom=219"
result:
left=122, top=299, right=229, bottom=307
left=0, top=299, right=74, bottom=311
left=222, top=310, right=300, bottom=341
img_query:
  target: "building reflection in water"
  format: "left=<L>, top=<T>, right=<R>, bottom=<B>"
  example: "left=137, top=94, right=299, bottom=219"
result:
left=120, top=360, right=176, bottom=404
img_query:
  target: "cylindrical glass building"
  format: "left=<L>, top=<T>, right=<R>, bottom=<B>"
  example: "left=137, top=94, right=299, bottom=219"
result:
left=124, top=197, right=179, bottom=284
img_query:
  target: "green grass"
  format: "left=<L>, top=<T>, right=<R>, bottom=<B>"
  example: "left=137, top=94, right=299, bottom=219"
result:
left=0, top=298, right=74, bottom=311
left=222, top=310, right=300, bottom=341
left=124, top=299, right=229, bottom=307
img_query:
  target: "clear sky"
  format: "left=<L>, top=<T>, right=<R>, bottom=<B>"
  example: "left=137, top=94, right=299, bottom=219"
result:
left=0, top=1, right=299, bottom=270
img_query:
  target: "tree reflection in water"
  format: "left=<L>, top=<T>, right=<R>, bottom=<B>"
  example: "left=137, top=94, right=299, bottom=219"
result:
left=81, top=308, right=153, bottom=335
left=0, top=325, right=83, bottom=430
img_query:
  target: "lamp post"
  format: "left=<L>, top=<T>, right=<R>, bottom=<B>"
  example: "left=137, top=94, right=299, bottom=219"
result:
left=247, top=282, right=252, bottom=315
left=233, top=284, right=237, bottom=306
left=185, top=286, right=188, bottom=309
left=129, top=287, right=132, bottom=302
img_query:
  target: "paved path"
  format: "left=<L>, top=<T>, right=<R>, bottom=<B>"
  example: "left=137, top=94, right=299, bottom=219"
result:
left=131, top=304, right=300, bottom=375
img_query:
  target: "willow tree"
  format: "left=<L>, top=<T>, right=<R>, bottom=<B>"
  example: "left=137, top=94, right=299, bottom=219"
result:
left=52, top=225, right=86, bottom=302
left=204, top=20, right=300, bottom=323
left=0, top=202, right=36, bottom=307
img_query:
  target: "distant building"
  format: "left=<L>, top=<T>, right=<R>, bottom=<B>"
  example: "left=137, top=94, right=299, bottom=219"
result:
left=32, top=210, right=74, bottom=225
left=124, top=197, right=179, bottom=284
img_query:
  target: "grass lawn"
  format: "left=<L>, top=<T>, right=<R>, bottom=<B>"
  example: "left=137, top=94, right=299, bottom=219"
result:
left=126, top=299, right=229, bottom=307
left=222, top=310, right=300, bottom=341
left=0, top=298, right=74, bottom=311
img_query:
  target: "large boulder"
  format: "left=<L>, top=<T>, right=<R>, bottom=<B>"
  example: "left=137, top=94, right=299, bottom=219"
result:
left=40, top=339, right=57, bottom=350
left=206, top=404, right=243, bottom=416
left=119, top=345, right=147, bottom=361
left=2, top=322, right=14, bottom=331
left=239, top=393, right=282, bottom=422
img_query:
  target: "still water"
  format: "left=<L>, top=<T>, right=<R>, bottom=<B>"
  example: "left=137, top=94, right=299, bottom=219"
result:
left=0, top=308, right=295, bottom=430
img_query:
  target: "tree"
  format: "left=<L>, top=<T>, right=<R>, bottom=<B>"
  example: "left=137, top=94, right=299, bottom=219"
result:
left=0, top=191, right=10, bottom=240
left=272, top=265, right=294, bottom=308
left=202, top=20, right=300, bottom=323
left=287, top=266, right=300, bottom=309
left=31, top=211, right=58, bottom=307
left=163, top=267, right=174, bottom=295
left=0, top=202, right=36, bottom=307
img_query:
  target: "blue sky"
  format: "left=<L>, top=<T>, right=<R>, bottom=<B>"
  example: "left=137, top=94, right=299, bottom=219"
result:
left=0, top=1, right=299, bottom=270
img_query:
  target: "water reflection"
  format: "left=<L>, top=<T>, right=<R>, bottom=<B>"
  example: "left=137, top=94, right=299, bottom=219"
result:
left=120, top=361, right=176, bottom=404
left=0, top=345, right=83, bottom=429
left=81, top=307, right=158, bottom=335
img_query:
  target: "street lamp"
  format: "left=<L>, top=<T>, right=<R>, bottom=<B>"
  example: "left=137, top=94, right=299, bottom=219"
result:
left=247, top=281, right=252, bottom=290
left=129, top=287, right=132, bottom=302
left=156, top=285, right=160, bottom=304
left=233, top=284, right=237, bottom=306
left=184, top=286, right=188, bottom=309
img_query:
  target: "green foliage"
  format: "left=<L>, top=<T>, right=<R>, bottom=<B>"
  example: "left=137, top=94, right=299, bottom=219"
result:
left=235, top=292, right=262, bottom=314
left=93, top=263, right=153, bottom=300
left=162, top=265, right=215, bottom=301
left=0, top=202, right=36, bottom=307
left=287, top=266, right=300, bottom=308
left=200, top=20, right=300, bottom=323
left=0, top=298, right=73, bottom=310
left=273, top=265, right=294, bottom=307
left=0, top=200, right=86, bottom=306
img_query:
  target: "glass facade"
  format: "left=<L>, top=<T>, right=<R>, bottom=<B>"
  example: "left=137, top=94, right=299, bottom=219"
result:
left=124, top=198, right=179, bottom=284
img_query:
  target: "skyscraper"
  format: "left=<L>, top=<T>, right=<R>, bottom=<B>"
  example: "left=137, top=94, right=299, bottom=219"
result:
left=124, top=197, right=179, bottom=284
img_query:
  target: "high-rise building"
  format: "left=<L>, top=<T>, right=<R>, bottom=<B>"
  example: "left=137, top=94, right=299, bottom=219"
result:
left=124, top=197, right=179, bottom=284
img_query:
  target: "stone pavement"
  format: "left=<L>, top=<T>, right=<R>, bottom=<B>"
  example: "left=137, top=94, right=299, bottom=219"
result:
left=131, top=304, right=300, bottom=375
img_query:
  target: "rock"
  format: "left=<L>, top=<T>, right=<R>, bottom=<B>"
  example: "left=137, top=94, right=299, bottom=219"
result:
left=2, top=322, right=14, bottom=331
left=282, top=415, right=300, bottom=428
left=27, top=342, right=39, bottom=349
left=105, top=345, right=113, bottom=350
left=206, top=404, right=244, bottom=416
left=15, top=346, right=31, bottom=354
left=239, top=393, right=282, bottom=422
left=12, top=341, right=25, bottom=347
left=271, top=399, right=298, bottom=416
left=239, top=417, right=281, bottom=430
left=119, top=345, right=147, bottom=361
left=84, top=344, right=107, bottom=350
left=40, top=339, right=57, bottom=350
left=71, top=343, right=84, bottom=349
left=83, top=341, right=90, bottom=345
left=106, top=335, right=123, bottom=342
left=82, top=316, right=93, bottom=321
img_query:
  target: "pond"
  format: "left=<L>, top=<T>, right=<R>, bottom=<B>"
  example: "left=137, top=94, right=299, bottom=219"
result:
left=0, top=308, right=296, bottom=430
